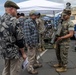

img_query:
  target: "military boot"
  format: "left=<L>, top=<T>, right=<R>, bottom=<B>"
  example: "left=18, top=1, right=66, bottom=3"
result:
left=56, top=66, right=67, bottom=72
left=28, top=69, right=38, bottom=74
left=33, top=63, right=42, bottom=69
left=41, top=47, right=45, bottom=51
left=53, top=64, right=62, bottom=68
left=38, top=48, right=43, bottom=52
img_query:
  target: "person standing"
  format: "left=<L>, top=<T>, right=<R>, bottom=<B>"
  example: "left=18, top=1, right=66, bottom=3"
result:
left=54, top=9, right=74, bottom=72
left=36, top=12, right=45, bottom=51
left=19, top=13, right=26, bottom=29
left=17, top=13, right=21, bottom=19
left=0, top=1, right=26, bottom=75
left=24, top=10, right=42, bottom=74
left=18, top=13, right=26, bottom=35
left=18, top=13, right=27, bottom=51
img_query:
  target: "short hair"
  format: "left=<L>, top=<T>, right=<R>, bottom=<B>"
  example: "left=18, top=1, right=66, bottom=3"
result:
left=17, top=13, right=20, bottom=16
left=63, top=9, right=71, bottom=16
left=20, top=13, right=25, bottom=16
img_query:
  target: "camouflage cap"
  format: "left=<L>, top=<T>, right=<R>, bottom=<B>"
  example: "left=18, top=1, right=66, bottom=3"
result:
left=4, top=1, right=20, bottom=9
left=62, top=9, right=71, bottom=16
left=29, top=10, right=37, bottom=16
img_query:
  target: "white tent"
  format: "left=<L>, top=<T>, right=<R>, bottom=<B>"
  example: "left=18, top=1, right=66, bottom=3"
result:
left=17, top=0, right=64, bottom=15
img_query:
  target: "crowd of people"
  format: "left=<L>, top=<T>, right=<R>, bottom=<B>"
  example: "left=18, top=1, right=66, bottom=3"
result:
left=0, top=1, right=74, bottom=75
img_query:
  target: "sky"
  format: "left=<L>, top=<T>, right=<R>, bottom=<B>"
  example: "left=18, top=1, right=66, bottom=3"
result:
left=0, top=0, right=76, bottom=15
left=0, top=0, right=27, bottom=15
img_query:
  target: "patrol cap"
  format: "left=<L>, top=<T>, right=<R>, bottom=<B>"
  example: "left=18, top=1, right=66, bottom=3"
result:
left=29, top=10, right=37, bottom=16
left=62, top=9, right=71, bottom=16
left=4, top=1, right=20, bottom=9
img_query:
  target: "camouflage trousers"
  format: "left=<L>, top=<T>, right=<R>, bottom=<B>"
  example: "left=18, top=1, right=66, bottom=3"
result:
left=55, top=42, right=69, bottom=67
left=38, top=34, right=44, bottom=49
left=2, top=57, right=23, bottom=75
left=26, top=46, right=39, bottom=71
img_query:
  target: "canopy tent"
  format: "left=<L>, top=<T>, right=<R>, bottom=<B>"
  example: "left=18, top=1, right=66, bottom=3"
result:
left=17, top=0, right=64, bottom=15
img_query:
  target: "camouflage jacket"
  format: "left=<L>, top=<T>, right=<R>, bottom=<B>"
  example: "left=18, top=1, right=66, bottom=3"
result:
left=60, top=19, right=74, bottom=43
left=36, top=18, right=45, bottom=34
left=0, top=13, right=24, bottom=59
left=24, top=18, right=39, bottom=47
left=19, top=17, right=26, bottom=29
left=18, top=17, right=26, bottom=35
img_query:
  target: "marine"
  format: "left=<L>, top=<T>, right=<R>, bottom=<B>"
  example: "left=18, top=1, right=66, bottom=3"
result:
left=36, top=12, right=45, bottom=51
left=54, top=9, right=74, bottom=72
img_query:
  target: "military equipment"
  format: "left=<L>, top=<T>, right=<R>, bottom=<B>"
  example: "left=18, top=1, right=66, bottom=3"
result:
left=50, top=2, right=71, bottom=44
left=66, top=2, right=71, bottom=10
left=50, top=19, right=63, bottom=44
left=63, top=2, right=71, bottom=16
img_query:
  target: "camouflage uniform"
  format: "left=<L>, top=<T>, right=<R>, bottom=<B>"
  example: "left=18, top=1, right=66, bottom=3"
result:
left=18, top=17, right=27, bottom=46
left=0, top=13, right=24, bottom=75
left=24, top=18, right=39, bottom=72
left=55, top=20, right=74, bottom=67
left=19, top=17, right=26, bottom=30
left=36, top=18, right=45, bottom=51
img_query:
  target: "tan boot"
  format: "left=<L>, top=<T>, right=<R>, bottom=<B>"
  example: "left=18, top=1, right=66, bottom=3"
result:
left=53, top=64, right=61, bottom=68
left=38, top=48, right=43, bottom=52
left=28, top=69, right=38, bottom=74
left=33, top=63, right=42, bottom=69
left=42, top=47, right=45, bottom=51
left=56, top=67, right=67, bottom=72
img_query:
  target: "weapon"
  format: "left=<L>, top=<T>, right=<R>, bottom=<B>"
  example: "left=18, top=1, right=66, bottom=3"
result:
left=50, top=2, right=71, bottom=44
left=50, top=19, right=63, bottom=44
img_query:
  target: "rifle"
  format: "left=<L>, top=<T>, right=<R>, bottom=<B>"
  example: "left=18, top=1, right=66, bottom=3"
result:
left=50, top=19, right=63, bottom=44
left=50, top=2, right=71, bottom=44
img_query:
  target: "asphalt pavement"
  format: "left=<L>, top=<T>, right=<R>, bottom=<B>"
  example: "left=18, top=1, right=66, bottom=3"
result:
left=0, top=40, right=76, bottom=75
